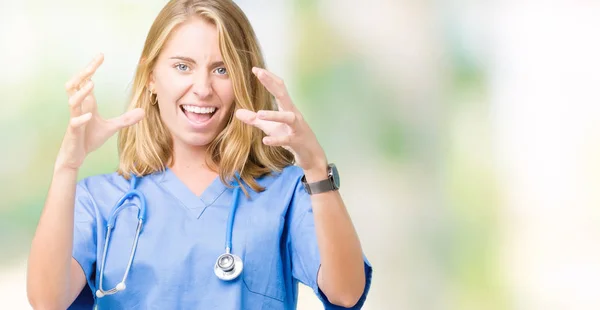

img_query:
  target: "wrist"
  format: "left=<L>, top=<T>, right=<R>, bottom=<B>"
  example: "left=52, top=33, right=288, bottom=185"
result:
left=53, top=159, right=80, bottom=175
left=301, top=162, right=341, bottom=195
left=303, top=162, right=328, bottom=183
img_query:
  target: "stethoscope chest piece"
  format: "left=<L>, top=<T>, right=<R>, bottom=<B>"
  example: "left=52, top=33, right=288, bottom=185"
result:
left=214, top=252, right=243, bottom=281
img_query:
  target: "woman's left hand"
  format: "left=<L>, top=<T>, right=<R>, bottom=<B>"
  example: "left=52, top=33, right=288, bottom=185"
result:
left=235, top=67, right=328, bottom=177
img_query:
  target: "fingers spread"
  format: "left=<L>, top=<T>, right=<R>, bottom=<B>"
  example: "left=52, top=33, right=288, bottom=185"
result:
left=263, top=135, right=292, bottom=146
left=251, top=67, right=296, bottom=112
left=109, top=108, right=145, bottom=130
left=69, top=112, right=93, bottom=129
left=65, top=53, right=104, bottom=95
left=68, top=80, right=94, bottom=117
left=257, top=110, right=296, bottom=125
left=235, top=109, right=257, bottom=125
left=235, top=108, right=282, bottom=135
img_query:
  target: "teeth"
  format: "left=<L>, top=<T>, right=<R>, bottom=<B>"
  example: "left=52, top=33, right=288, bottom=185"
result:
left=182, top=105, right=216, bottom=114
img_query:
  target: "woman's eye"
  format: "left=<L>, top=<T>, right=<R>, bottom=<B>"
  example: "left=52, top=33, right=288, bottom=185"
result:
left=175, top=63, right=190, bottom=72
left=214, top=67, right=228, bottom=75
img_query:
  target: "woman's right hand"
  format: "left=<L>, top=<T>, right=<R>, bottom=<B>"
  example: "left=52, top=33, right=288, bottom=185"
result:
left=55, top=53, right=145, bottom=171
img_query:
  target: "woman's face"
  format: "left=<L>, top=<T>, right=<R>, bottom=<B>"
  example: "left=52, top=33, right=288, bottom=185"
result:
left=149, top=17, right=235, bottom=149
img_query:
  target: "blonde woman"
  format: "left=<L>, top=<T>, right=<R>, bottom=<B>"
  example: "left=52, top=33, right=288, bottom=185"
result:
left=26, top=0, right=371, bottom=309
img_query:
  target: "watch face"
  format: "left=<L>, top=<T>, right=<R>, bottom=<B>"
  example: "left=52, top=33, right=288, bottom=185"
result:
left=329, top=164, right=340, bottom=188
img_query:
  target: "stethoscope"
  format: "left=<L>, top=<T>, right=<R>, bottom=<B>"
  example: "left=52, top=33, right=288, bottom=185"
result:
left=95, top=173, right=243, bottom=298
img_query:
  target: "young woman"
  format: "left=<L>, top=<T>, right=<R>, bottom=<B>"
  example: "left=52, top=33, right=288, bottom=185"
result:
left=26, top=0, right=372, bottom=309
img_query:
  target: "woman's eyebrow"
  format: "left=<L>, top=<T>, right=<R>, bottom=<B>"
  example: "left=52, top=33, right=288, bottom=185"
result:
left=169, top=56, right=224, bottom=69
left=169, top=56, right=196, bottom=63
left=209, top=61, right=225, bottom=69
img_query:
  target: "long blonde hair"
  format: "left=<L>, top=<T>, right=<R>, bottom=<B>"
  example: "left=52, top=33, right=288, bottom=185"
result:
left=117, top=0, right=294, bottom=193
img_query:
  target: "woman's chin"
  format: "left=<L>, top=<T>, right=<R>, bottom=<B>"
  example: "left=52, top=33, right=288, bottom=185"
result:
left=187, top=136, right=216, bottom=148
left=170, top=132, right=217, bottom=149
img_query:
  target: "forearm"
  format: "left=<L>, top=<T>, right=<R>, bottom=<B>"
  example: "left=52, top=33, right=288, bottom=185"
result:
left=27, top=164, right=78, bottom=308
left=304, top=168, right=366, bottom=307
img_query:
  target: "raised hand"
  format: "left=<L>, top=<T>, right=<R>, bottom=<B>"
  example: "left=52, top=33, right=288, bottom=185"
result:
left=235, top=67, right=327, bottom=175
left=56, top=54, right=145, bottom=171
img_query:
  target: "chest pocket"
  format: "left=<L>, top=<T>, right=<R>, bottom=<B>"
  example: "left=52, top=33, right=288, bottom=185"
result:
left=241, top=209, right=287, bottom=303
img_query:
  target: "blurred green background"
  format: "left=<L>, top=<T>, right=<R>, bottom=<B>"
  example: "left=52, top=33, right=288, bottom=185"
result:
left=2, top=1, right=600, bottom=309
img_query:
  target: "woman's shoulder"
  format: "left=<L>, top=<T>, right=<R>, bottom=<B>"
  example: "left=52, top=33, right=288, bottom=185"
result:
left=252, top=165, right=306, bottom=198
left=277, top=165, right=304, bottom=180
left=259, top=165, right=303, bottom=185
left=76, top=171, right=130, bottom=199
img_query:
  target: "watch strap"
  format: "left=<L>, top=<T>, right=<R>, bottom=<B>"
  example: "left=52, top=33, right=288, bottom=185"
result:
left=301, top=175, right=337, bottom=195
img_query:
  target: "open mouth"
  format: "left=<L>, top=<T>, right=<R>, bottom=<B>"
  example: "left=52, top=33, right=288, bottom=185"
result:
left=180, top=104, right=218, bottom=124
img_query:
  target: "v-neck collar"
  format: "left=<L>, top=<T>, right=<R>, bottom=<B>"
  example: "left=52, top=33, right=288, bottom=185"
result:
left=151, top=168, right=228, bottom=219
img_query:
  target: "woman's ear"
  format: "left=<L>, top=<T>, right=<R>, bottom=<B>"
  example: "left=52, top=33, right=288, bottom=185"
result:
left=141, top=57, right=155, bottom=92
left=148, top=74, right=155, bottom=93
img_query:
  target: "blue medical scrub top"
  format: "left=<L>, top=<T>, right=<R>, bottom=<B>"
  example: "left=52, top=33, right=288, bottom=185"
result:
left=70, top=165, right=372, bottom=309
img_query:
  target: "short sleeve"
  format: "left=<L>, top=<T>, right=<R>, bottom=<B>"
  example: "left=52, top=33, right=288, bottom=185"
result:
left=72, top=180, right=98, bottom=293
left=287, top=178, right=373, bottom=309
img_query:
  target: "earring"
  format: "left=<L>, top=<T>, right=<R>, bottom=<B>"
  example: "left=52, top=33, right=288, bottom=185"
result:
left=149, top=89, right=157, bottom=105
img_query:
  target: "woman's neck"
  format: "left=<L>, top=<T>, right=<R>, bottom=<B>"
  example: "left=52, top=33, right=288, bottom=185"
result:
left=168, top=141, right=218, bottom=189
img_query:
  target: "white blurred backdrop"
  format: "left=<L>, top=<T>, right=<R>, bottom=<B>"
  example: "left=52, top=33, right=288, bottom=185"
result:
left=1, top=1, right=599, bottom=309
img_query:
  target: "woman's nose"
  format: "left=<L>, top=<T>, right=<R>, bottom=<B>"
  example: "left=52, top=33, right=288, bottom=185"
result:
left=192, top=74, right=213, bottom=99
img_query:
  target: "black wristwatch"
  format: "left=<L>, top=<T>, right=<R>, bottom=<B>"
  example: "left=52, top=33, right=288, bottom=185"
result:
left=301, top=163, right=340, bottom=195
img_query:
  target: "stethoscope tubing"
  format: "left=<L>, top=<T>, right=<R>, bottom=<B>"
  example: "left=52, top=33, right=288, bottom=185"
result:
left=95, top=173, right=243, bottom=298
